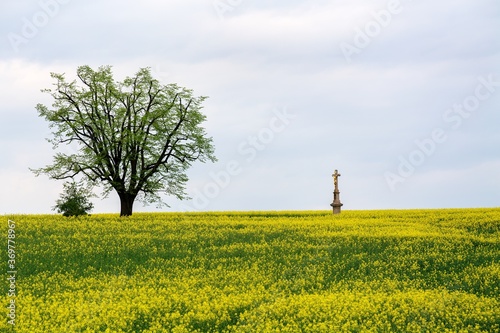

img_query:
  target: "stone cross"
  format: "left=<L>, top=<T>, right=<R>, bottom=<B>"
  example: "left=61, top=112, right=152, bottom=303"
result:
left=330, top=169, right=343, bottom=214
left=332, top=169, right=341, bottom=192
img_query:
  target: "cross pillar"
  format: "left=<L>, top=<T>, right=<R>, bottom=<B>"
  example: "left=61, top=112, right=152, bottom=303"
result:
left=330, top=169, right=343, bottom=214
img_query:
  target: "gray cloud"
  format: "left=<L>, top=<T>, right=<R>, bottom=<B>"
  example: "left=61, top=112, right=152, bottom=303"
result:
left=1, top=0, right=499, bottom=213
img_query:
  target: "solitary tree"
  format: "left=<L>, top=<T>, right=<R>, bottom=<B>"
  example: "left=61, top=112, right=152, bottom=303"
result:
left=33, top=65, right=216, bottom=216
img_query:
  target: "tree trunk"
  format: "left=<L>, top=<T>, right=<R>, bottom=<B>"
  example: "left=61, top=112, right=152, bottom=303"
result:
left=118, top=192, right=136, bottom=217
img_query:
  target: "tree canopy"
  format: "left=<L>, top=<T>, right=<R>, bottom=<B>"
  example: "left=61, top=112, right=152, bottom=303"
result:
left=33, top=65, right=216, bottom=216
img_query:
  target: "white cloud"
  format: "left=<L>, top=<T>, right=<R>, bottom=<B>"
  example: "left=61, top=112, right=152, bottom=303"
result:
left=0, top=0, right=499, bottom=213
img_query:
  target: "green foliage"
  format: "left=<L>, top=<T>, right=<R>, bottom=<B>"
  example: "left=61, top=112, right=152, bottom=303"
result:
left=53, top=181, right=94, bottom=217
left=32, top=65, right=216, bottom=215
left=3, top=208, right=499, bottom=332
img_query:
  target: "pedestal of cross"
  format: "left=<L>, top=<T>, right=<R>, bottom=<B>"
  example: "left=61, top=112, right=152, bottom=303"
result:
left=330, top=169, right=343, bottom=214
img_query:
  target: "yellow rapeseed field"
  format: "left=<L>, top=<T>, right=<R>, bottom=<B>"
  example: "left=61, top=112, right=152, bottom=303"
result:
left=2, top=208, right=499, bottom=332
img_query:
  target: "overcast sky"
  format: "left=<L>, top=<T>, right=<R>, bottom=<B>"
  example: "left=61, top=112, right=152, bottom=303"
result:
left=1, top=0, right=499, bottom=214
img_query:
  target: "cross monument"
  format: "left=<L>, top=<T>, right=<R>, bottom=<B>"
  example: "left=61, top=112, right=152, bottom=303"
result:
left=330, top=169, right=343, bottom=214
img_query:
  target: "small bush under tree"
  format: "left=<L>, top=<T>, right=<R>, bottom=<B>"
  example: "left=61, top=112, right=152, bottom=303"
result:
left=53, top=182, right=95, bottom=217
